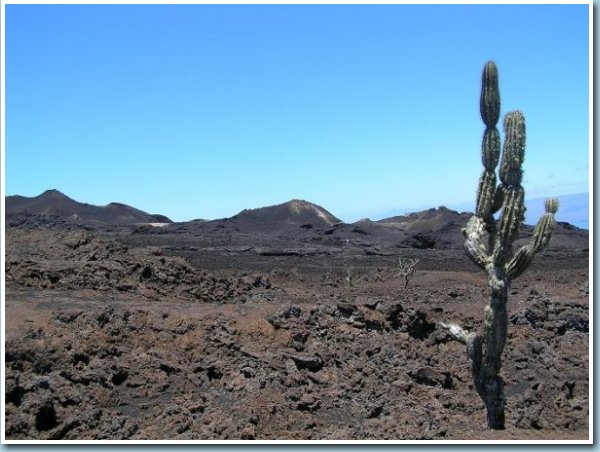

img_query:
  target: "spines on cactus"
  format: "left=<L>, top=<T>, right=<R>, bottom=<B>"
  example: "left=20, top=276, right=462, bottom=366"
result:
left=482, top=127, right=501, bottom=170
left=506, top=198, right=557, bottom=279
left=499, top=111, right=526, bottom=187
left=505, top=244, right=534, bottom=279
left=492, top=184, right=506, bottom=214
left=494, top=185, right=525, bottom=263
left=476, top=171, right=497, bottom=217
left=480, top=61, right=500, bottom=128
left=532, top=198, right=558, bottom=251
left=545, top=198, right=559, bottom=214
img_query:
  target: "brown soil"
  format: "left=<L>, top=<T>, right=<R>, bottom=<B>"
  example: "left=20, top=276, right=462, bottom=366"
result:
left=3, top=217, right=590, bottom=442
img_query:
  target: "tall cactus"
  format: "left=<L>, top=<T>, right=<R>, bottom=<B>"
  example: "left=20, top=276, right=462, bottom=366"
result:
left=441, top=61, right=558, bottom=429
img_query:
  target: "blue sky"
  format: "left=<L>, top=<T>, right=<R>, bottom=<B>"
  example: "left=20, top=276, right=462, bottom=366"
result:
left=4, top=3, right=590, bottom=224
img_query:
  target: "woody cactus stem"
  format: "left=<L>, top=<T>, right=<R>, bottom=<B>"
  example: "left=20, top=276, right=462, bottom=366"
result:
left=441, top=61, right=558, bottom=430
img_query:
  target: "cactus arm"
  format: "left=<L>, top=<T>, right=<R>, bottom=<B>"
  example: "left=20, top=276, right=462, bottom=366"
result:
left=505, top=244, right=534, bottom=280
left=463, top=216, right=490, bottom=270
left=439, top=322, right=476, bottom=345
left=499, top=111, right=526, bottom=187
left=532, top=199, right=558, bottom=251
left=439, top=321, right=482, bottom=395
left=492, top=111, right=527, bottom=265
left=480, top=61, right=500, bottom=128
left=476, top=62, right=502, bottom=220
left=482, top=127, right=501, bottom=170
left=476, top=171, right=497, bottom=218
left=506, top=198, right=558, bottom=279
left=491, top=184, right=505, bottom=214
left=493, top=185, right=525, bottom=264
left=544, top=198, right=559, bottom=214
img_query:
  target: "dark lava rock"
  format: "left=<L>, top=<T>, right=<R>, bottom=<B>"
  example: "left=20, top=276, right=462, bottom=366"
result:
left=408, top=367, right=454, bottom=389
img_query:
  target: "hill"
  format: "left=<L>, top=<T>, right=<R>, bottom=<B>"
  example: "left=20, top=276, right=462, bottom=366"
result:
left=5, top=189, right=172, bottom=225
left=216, top=199, right=341, bottom=233
left=376, top=205, right=588, bottom=251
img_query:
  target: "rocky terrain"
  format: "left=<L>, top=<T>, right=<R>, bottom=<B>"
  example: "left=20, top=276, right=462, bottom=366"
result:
left=3, top=191, right=590, bottom=441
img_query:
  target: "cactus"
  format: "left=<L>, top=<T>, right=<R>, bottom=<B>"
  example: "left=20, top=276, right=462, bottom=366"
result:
left=440, top=61, right=558, bottom=429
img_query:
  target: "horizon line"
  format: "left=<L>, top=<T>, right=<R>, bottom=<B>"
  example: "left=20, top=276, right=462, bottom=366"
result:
left=5, top=188, right=590, bottom=229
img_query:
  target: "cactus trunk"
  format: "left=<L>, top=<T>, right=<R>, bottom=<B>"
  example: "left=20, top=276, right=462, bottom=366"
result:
left=474, top=286, right=508, bottom=429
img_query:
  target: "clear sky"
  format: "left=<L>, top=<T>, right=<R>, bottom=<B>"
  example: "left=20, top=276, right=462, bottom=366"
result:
left=4, top=3, right=590, bottom=223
